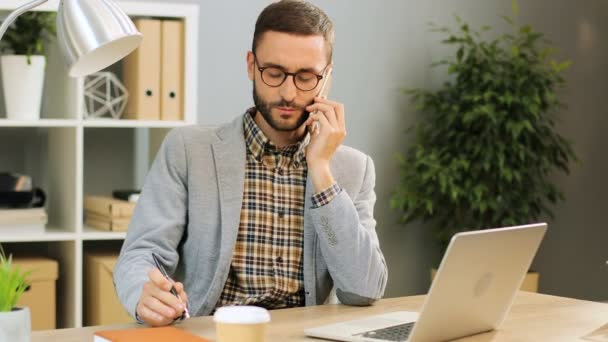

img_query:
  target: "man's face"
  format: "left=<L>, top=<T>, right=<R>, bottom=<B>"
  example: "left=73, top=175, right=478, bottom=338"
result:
left=248, top=31, right=329, bottom=132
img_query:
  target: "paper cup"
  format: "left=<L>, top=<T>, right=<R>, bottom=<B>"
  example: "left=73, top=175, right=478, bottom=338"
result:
left=213, top=306, right=271, bottom=342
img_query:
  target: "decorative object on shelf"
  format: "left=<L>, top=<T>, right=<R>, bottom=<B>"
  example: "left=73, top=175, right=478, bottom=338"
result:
left=0, top=0, right=143, bottom=79
left=112, top=189, right=141, bottom=202
left=0, top=247, right=31, bottom=342
left=0, top=11, right=55, bottom=120
left=0, top=172, right=47, bottom=235
left=84, top=72, right=129, bottom=120
left=390, top=3, right=577, bottom=256
left=0, top=173, right=46, bottom=209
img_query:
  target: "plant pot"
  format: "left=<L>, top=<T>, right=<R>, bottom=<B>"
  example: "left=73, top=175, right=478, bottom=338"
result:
left=1, top=55, right=46, bottom=120
left=0, top=307, right=31, bottom=342
left=430, top=268, right=540, bottom=293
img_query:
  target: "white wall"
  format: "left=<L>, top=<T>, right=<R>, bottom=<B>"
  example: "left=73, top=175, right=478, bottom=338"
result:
left=130, top=0, right=608, bottom=301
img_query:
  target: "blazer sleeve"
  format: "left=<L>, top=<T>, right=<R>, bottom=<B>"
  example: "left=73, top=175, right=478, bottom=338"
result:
left=309, top=155, right=388, bottom=305
left=113, top=128, right=189, bottom=319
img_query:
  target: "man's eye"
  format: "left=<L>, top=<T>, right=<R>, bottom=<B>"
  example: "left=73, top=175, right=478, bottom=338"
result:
left=266, top=69, right=284, bottom=78
left=296, top=73, right=315, bottom=82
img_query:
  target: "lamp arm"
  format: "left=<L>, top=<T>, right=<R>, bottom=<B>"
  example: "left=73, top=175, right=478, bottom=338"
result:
left=0, top=0, right=49, bottom=41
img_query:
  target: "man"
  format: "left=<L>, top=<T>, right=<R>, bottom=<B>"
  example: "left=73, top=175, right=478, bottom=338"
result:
left=114, top=0, right=387, bottom=327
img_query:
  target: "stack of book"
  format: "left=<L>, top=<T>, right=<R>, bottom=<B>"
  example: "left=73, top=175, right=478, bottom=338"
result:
left=0, top=207, right=47, bottom=235
left=84, top=196, right=135, bottom=232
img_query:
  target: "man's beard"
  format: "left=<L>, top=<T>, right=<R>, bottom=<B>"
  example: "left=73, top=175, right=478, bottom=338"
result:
left=252, top=80, right=310, bottom=132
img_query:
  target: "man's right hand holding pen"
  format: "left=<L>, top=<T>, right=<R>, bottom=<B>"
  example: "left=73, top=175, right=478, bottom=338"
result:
left=135, top=267, right=189, bottom=326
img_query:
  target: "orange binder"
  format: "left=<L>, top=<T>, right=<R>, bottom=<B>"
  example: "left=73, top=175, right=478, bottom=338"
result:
left=94, top=326, right=210, bottom=342
left=160, top=20, right=184, bottom=121
left=123, top=19, right=161, bottom=120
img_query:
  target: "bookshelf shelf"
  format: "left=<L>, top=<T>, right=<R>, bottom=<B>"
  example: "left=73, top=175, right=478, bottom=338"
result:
left=0, top=119, right=79, bottom=127
left=0, top=1, right=199, bottom=329
left=0, top=228, right=76, bottom=242
left=82, top=119, right=192, bottom=128
left=82, top=227, right=127, bottom=241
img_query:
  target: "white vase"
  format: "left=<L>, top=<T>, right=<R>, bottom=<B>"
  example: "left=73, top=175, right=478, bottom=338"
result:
left=0, top=307, right=31, bottom=342
left=1, top=55, right=46, bottom=121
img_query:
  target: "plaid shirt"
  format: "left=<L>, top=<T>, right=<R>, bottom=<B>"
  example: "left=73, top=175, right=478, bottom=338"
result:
left=217, top=110, right=341, bottom=309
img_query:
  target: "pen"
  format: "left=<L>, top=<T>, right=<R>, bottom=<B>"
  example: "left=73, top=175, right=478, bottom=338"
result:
left=151, top=252, right=190, bottom=319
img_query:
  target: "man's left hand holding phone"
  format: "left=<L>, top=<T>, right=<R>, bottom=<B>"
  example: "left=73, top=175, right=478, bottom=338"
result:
left=135, top=253, right=190, bottom=326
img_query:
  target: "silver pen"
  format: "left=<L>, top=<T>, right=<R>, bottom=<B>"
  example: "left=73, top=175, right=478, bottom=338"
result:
left=151, top=253, right=190, bottom=319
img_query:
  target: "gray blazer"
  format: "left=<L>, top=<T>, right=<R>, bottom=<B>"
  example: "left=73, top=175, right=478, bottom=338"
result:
left=114, top=115, right=388, bottom=318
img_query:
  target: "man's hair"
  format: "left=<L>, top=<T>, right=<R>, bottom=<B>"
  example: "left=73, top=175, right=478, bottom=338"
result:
left=252, top=0, right=335, bottom=62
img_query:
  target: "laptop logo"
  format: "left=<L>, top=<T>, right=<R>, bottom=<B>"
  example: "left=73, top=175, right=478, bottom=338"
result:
left=474, top=272, right=494, bottom=298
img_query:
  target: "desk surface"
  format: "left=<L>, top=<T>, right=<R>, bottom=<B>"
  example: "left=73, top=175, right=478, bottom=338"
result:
left=34, top=292, right=608, bottom=341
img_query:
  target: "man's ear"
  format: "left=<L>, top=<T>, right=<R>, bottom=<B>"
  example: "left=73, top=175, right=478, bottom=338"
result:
left=247, top=51, right=255, bottom=81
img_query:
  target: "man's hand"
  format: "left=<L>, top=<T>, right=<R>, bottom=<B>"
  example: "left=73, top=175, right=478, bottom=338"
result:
left=135, top=268, right=188, bottom=326
left=304, top=97, right=346, bottom=192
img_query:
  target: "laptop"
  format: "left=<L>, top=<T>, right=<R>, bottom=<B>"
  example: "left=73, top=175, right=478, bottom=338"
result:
left=305, top=223, right=547, bottom=342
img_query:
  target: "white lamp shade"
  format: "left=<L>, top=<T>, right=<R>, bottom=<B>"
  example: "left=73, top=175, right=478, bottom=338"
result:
left=57, top=0, right=142, bottom=77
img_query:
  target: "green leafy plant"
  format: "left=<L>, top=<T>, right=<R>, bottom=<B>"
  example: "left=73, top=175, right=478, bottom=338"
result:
left=0, top=247, right=30, bottom=312
left=390, top=2, right=577, bottom=254
left=0, top=11, right=56, bottom=64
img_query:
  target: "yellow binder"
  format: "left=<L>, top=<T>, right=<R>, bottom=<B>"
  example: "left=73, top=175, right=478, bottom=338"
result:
left=160, top=20, right=185, bottom=121
left=123, top=19, right=161, bottom=120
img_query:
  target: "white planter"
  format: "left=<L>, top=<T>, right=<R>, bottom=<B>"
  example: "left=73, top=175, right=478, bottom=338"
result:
left=0, top=307, right=31, bottom=342
left=1, top=55, right=46, bottom=120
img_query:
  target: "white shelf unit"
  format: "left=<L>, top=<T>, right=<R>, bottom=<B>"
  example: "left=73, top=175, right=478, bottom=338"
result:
left=0, top=1, right=199, bottom=328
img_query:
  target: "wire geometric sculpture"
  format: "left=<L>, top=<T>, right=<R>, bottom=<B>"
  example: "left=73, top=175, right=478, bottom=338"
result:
left=83, top=72, right=129, bottom=119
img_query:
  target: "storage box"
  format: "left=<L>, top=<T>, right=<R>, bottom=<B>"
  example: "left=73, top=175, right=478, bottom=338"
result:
left=12, top=257, right=58, bottom=330
left=84, top=253, right=134, bottom=326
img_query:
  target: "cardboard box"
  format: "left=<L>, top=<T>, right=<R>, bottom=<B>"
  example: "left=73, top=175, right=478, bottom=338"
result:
left=12, top=257, right=58, bottom=330
left=84, top=253, right=134, bottom=326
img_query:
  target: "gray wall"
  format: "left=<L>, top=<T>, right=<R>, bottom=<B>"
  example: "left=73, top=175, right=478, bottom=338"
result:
left=131, top=0, right=607, bottom=301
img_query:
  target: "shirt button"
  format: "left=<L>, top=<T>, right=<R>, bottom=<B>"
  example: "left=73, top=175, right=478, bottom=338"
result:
left=278, top=210, right=285, bottom=218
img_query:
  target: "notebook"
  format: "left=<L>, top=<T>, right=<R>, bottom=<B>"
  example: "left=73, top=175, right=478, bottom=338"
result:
left=94, top=326, right=210, bottom=342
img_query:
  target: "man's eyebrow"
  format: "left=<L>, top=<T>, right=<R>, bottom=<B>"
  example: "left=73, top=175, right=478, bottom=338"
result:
left=259, top=61, right=320, bottom=74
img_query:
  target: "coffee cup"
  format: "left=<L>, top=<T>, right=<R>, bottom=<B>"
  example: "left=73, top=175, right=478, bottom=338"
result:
left=213, top=306, right=270, bottom=342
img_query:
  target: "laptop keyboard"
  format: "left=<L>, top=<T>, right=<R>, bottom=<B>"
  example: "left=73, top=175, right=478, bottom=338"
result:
left=355, top=322, right=415, bottom=341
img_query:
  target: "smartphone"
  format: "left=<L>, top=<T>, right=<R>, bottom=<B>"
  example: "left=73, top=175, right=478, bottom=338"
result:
left=305, top=67, right=333, bottom=133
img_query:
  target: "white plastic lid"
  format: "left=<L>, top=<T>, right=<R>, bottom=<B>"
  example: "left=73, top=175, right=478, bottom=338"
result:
left=213, top=306, right=271, bottom=324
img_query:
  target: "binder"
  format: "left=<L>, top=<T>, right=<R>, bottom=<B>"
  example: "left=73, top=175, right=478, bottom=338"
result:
left=123, top=19, right=161, bottom=120
left=84, top=196, right=135, bottom=219
left=160, top=20, right=184, bottom=121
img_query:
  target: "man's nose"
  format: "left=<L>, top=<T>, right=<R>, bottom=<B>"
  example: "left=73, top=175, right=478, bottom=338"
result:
left=279, top=75, right=297, bottom=102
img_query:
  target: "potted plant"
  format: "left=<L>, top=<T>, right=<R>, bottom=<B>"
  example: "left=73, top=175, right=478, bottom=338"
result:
left=390, top=4, right=576, bottom=291
left=0, top=11, right=55, bottom=120
left=0, top=248, right=31, bottom=342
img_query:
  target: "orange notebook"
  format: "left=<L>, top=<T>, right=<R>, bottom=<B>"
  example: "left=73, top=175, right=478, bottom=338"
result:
left=94, top=326, right=210, bottom=342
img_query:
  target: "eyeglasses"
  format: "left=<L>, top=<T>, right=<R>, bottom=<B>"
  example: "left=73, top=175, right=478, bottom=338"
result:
left=254, top=54, right=328, bottom=91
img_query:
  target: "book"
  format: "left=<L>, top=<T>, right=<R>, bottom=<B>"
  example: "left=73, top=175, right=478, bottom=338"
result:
left=122, top=19, right=162, bottom=120
left=85, top=211, right=130, bottom=232
left=0, top=223, right=45, bottom=235
left=160, top=19, right=184, bottom=121
left=84, top=196, right=135, bottom=219
left=94, top=326, right=210, bottom=342
left=0, top=207, right=47, bottom=224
